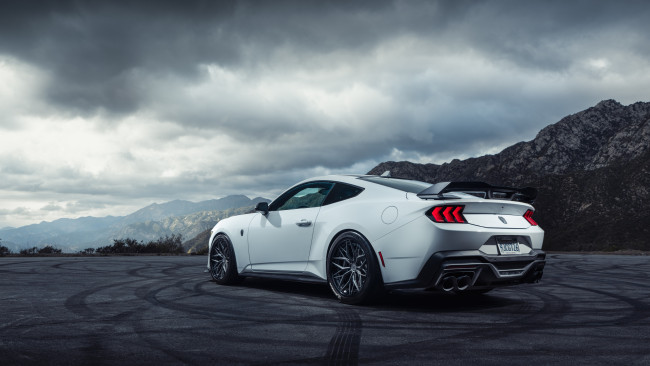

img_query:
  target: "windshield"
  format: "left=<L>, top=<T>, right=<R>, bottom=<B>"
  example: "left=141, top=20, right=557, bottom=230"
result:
left=359, top=176, right=431, bottom=193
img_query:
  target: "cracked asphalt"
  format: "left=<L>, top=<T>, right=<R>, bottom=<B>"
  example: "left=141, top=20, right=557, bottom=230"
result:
left=1, top=254, right=649, bottom=365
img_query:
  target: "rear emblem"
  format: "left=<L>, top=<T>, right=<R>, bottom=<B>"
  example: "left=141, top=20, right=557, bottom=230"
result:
left=498, top=216, right=507, bottom=224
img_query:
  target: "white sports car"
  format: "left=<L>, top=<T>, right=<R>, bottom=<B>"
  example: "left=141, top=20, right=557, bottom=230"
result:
left=207, top=173, right=545, bottom=304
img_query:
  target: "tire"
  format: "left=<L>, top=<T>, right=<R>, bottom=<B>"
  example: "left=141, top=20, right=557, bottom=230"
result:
left=209, top=234, right=242, bottom=285
left=327, top=232, right=383, bottom=305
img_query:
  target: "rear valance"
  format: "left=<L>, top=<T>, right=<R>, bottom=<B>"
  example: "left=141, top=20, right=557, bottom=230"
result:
left=417, top=181, right=537, bottom=204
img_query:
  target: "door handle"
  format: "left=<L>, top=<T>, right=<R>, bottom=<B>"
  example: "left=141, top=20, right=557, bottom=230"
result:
left=296, top=219, right=312, bottom=227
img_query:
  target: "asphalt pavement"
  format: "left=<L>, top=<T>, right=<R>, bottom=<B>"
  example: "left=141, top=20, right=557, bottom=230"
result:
left=1, top=254, right=649, bottom=365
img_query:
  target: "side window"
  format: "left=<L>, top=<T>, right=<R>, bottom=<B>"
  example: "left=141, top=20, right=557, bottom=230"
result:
left=270, top=182, right=334, bottom=211
left=322, top=183, right=364, bottom=206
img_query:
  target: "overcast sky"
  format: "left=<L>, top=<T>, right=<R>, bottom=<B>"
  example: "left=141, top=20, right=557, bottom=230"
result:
left=1, top=0, right=649, bottom=228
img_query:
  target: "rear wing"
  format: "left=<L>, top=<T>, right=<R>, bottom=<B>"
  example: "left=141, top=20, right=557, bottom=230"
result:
left=417, top=181, right=537, bottom=204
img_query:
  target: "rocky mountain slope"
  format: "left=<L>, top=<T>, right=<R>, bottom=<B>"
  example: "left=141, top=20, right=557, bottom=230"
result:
left=116, top=195, right=258, bottom=225
left=369, top=100, right=650, bottom=251
left=113, top=205, right=259, bottom=248
left=0, top=196, right=269, bottom=252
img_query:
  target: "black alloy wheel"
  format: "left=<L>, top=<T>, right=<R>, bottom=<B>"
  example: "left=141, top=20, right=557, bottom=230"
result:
left=327, top=231, right=382, bottom=304
left=209, top=234, right=242, bottom=285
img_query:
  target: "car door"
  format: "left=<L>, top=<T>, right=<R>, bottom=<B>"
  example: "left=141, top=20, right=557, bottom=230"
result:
left=248, top=182, right=334, bottom=273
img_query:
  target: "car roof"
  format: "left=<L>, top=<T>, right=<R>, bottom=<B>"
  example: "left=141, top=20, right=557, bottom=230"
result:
left=296, top=174, right=430, bottom=190
left=296, top=174, right=369, bottom=186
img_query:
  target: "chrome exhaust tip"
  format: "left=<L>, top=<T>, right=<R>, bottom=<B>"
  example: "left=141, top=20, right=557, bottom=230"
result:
left=456, top=275, right=471, bottom=291
left=441, top=276, right=457, bottom=292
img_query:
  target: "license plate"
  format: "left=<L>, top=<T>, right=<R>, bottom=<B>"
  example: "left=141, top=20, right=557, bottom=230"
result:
left=497, top=240, right=521, bottom=255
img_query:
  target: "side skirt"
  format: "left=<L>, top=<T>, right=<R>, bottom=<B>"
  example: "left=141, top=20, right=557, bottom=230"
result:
left=240, top=270, right=327, bottom=284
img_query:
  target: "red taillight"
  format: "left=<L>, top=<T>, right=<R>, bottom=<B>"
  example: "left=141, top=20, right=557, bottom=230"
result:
left=427, top=205, right=466, bottom=223
left=432, top=206, right=445, bottom=222
left=524, top=210, right=538, bottom=226
left=452, top=206, right=465, bottom=223
left=442, top=206, right=454, bottom=222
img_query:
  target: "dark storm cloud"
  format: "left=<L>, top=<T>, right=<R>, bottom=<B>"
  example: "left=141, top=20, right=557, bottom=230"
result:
left=0, top=0, right=396, bottom=114
left=461, top=1, right=650, bottom=71
left=1, top=0, right=649, bottom=227
left=1, top=1, right=239, bottom=113
left=1, top=0, right=647, bottom=116
left=0, top=0, right=533, bottom=113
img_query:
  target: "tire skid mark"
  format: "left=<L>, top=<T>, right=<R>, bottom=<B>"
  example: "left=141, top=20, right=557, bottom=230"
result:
left=64, top=278, right=157, bottom=319
left=126, top=263, right=157, bottom=279
left=5, top=255, right=650, bottom=364
left=0, top=259, right=43, bottom=267
left=509, top=286, right=571, bottom=325
left=145, top=279, right=339, bottom=328
left=50, top=260, right=126, bottom=274
left=160, top=262, right=189, bottom=277
left=558, top=283, right=650, bottom=324
left=508, top=285, right=633, bottom=329
left=0, top=269, right=37, bottom=275
left=357, top=336, right=650, bottom=365
left=426, top=289, right=568, bottom=341
left=355, top=257, right=650, bottom=345
left=558, top=272, right=650, bottom=290
left=324, top=309, right=361, bottom=366
left=0, top=259, right=46, bottom=275
left=555, top=265, right=650, bottom=285
left=128, top=309, right=199, bottom=365
left=193, top=279, right=337, bottom=311
left=130, top=279, right=336, bottom=364
left=126, top=260, right=194, bottom=280
left=138, top=279, right=270, bottom=323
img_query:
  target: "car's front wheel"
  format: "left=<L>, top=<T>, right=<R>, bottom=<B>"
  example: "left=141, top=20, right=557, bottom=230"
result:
left=327, top=232, right=383, bottom=304
left=209, top=234, right=242, bottom=285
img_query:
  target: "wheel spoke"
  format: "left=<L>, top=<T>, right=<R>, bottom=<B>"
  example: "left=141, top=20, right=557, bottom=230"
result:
left=341, top=275, right=348, bottom=294
left=329, top=237, right=372, bottom=297
left=332, top=267, right=350, bottom=277
left=210, top=239, right=231, bottom=280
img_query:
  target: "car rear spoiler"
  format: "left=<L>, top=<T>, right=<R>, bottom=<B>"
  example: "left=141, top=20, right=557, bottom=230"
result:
left=417, top=181, right=537, bottom=204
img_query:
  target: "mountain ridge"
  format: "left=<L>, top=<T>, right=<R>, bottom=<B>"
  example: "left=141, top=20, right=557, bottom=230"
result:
left=370, top=99, right=650, bottom=184
left=369, top=99, right=650, bottom=251
left=0, top=195, right=270, bottom=252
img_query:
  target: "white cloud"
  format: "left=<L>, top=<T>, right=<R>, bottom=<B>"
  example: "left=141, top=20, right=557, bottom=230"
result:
left=1, top=1, right=649, bottom=228
left=0, top=56, right=49, bottom=129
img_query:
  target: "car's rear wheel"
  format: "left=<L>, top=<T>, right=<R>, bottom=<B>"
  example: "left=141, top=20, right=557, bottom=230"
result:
left=327, top=232, right=382, bottom=304
left=209, top=234, right=242, bottom=285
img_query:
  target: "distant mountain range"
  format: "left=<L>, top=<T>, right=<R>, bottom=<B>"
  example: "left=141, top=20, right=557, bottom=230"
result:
left=0, top=195, right=269, bottom=253
left=369, top=99, right=650, bottom=251
left=4, top=100, right=647, bottom=254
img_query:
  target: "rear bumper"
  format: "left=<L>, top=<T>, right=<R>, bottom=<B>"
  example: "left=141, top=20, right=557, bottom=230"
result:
left=384, top=249, right=546, bottom=291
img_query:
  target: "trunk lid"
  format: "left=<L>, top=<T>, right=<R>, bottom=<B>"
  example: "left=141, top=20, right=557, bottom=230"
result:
left=460, top=200, right=531, bottom=229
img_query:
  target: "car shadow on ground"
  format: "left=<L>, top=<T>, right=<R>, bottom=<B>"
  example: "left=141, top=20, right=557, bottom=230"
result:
left=377, top=289, right=518, bottom=312
left=230, top=278, right=519, bottom=312
left=235, top=277, right=334, bottom=299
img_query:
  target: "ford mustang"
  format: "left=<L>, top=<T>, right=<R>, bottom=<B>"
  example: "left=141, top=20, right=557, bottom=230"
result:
left=206, top=173, right=545, bottom=304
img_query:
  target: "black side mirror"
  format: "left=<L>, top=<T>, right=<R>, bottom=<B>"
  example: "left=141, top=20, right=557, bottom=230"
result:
left=255, top=202, right=269, bottom=216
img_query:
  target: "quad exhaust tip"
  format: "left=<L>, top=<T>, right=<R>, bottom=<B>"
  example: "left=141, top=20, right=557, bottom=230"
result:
left=456, top=275, right=471, bottom=291
left=442, top=276, right=457, bottom=292
left=441, top=274, right=473, bottom=292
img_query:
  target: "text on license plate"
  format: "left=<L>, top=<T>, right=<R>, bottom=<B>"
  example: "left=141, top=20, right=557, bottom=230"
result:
left=497, top=242, right=521, bottom=255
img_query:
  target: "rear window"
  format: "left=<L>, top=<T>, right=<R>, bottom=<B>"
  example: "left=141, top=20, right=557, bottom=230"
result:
left=359, top=176, right=431, bottom=193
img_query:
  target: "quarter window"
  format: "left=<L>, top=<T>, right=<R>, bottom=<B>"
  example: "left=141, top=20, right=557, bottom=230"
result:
left=322, top=183, right=364, bottom=205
